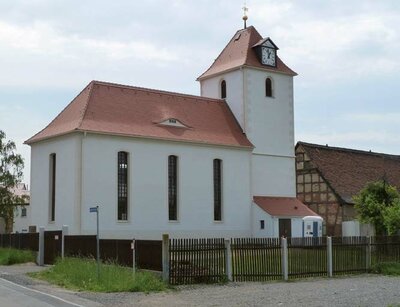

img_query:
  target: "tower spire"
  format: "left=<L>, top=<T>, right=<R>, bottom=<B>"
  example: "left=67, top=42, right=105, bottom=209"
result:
left=242, top=3, right=248, bottom=29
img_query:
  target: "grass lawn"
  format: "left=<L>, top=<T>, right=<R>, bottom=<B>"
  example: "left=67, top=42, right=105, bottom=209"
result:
left=30, top=257, right=167, bottom=292
left=0, top=248, right=36, bottom=265
left=372, top=262, right=400, bottom=276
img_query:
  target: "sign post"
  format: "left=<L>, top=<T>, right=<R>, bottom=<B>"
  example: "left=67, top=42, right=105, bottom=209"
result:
left=90, top=206, right=100, bottom=279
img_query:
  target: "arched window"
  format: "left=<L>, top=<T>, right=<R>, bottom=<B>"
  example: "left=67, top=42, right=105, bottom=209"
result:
left=265, top=77, right=273, bottom=97
left=220, top=80, right=227, bottom=99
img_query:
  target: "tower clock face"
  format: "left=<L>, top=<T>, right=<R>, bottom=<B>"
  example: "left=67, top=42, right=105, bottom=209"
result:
left=261, top=47, right=276, bottom=67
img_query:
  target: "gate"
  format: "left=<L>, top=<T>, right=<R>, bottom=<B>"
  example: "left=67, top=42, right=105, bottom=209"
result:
left=44, top=230, right=62, bottom=264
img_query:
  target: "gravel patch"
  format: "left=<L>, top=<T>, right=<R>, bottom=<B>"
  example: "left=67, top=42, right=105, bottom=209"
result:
left=76, top=274, right=400, bottom=307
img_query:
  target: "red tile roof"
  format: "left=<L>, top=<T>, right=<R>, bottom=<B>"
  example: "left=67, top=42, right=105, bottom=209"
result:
left=25, top=81, right=253, bottom=149
left=198, top=26, right=297, bottom=80
left=297, top=142, right=400, bottom=204
left=254, top=196, right=319, bottom=217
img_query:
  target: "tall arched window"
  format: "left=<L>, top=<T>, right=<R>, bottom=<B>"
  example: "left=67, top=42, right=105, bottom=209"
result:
left=265, top=77, right=273, bottom=97
left=221, top=80, right=227, bottom=99
left=213, top=159, right=222, bottom=221
left=168, top=155, right=178, bottom=221
left=118, top=151, right=128, bottom=221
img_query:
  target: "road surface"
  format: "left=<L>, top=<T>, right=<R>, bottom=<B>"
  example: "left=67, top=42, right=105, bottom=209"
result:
left=0, top=277, right=84, bottom=307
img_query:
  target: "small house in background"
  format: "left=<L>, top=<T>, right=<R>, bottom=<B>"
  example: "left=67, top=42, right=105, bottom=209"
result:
left=12, top=183, right=31, bottom=233
left=0, top=183, right=30, bottom=234
left=295, top=142, right=400, bottom=236
left=252, top=196, right=323, bottom=238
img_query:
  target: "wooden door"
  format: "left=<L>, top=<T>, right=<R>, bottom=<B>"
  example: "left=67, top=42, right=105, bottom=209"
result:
left=279, top=219, right=292, bottom=237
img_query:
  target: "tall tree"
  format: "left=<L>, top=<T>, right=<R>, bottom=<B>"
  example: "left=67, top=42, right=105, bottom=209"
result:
left=0, top=130, right=26, bottom=233
left=353, top=180, right=400, bottom=235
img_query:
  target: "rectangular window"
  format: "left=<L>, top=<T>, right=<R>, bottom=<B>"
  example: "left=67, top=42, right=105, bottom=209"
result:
left=260, top=220, right=265, bottom=229
left=49, top=153, right=56, bottom=222
left=21, top=207, right=27, bottom=217
left=168, top=155, right=178, bottom=221
left=213, top=159, right=222, bottom=221
left=118, top=151, right=128, bottom=221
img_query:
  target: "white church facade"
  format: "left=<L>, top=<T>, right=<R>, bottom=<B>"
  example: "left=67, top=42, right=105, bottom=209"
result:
left=26, top=26, right=321, bottom=239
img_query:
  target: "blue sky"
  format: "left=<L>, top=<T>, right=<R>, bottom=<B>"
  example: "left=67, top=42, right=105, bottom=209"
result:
left=1, top=0, right=400, bottom=183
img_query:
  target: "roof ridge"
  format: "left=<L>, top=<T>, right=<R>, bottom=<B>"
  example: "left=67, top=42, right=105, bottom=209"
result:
left=298, top=141, right=400, bottom=159
left=24, top=83, right=92, bottom=144
left=91, top=80, right=224, bottom=103
left=77, top=81, right=95, bottom=130
left=243, top=26, right=261, bottom=66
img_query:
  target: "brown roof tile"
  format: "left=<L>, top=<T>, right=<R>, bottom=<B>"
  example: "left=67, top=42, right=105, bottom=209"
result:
left=198, top=26, right=297, bottom=80
left=25, top=81, right=253, bottom=149
left=297, top=142, right=400, bottom=204
left=254, top=196, right=319, bottom=217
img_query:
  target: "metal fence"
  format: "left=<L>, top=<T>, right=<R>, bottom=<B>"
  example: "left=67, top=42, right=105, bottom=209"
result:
left=169, top=238, right=226, bottom=285
left=168, top=236, right=400, bottom=284
left=0, top=233, right=39, bottom=251
left=231, top=237, right=281, bottom=282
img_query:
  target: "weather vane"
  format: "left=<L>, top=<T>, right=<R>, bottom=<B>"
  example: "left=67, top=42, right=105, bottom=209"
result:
left=242, top=2, right=248, bottom=29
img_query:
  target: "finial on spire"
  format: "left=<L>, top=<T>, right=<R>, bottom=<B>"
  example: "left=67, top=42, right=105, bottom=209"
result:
left=242, top=3, right=248, bottom=29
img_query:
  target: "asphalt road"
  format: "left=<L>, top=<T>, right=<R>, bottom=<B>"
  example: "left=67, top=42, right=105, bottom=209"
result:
left=0, top=277, right=84, bottom=307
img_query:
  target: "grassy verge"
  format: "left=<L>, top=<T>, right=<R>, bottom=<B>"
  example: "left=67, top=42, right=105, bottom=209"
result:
left=0, top=248, right=36, bottom=265
left=30, top=257, right=167, bottom=292
left=372, top=262, right=400, bottom=276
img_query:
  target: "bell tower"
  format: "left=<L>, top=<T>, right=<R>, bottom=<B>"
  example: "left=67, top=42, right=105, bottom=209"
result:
left=197, top=25, right=297, bottom=197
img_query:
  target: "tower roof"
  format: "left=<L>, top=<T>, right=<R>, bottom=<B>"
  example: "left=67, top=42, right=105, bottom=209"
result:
left=25, top=81, right=253, bottom=149
left=197, top=26, right=297, bottom=80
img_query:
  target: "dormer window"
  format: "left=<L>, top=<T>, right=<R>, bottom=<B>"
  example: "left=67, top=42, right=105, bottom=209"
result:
left=159, top=118, right=188, bottom=128
left=220, top=80, right=226, bottom=99
left=266, top=77, right=273, bottom=97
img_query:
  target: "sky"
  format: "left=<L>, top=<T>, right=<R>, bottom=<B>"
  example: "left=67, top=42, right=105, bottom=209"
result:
left=1, top=0, right=400, bottom=184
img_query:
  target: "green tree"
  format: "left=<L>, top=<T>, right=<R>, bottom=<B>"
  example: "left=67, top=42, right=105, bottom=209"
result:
left=0, top=130, right=26, bottom=233
left=383, top=199, right=400, bottom=235
left=353, top=180, right=400, bottom=235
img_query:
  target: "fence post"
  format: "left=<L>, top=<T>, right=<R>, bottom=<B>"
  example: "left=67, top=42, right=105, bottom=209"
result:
left=38, top=227, right=45, bottom=266
left=327, top=236, right=333, bottom=277
left=366, top=236, right=372, bottom=271
left=162, top=234, right=169, bottom=282
left=132, top=239, right=136, bottom=274
left=61, top=225, right=69, bottom=259
left=224, top=239, right=232, bottom=281
left=281, top=237, right=288, bottom=281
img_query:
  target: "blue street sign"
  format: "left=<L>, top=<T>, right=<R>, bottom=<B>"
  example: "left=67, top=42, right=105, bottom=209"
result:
left=90, top=207, right=98, bottom=213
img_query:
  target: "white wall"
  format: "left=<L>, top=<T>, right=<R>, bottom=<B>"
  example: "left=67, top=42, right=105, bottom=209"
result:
left=244, top=68, right=294, bottom=157
left=252, top=204, right=304, bottom=238
left=200, top=68, right=296, bottom=198
left=13, top=206, right=31, bottom=233
left=29, top=133, right=82, bottom=233
left=80, top=133, right=252, bottom=239
left=252, top=204, right=275, bottom=237
left=201, top=69, right=245, bottom=129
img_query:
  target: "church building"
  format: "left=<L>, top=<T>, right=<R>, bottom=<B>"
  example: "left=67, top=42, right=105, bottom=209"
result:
left=25, top=24, right=320, bottom=239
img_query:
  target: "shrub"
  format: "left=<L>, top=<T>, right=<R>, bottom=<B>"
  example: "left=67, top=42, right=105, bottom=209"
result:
left=31, top=257, right=167, bottom=292
left=371, top=262, right=400, bottom=276
left=0, top=248, right=36, bottom=265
